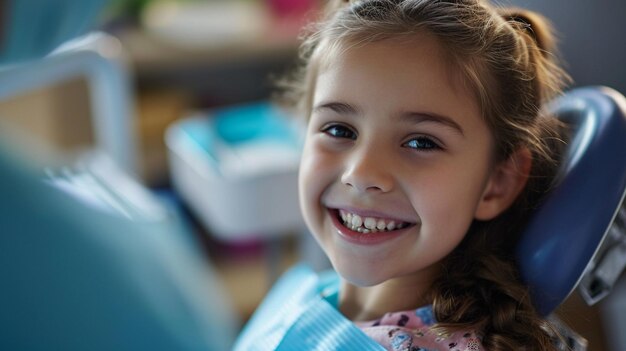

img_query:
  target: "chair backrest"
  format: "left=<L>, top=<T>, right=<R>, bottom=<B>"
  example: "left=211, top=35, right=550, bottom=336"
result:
left=516, top=86, right=626, bottom=316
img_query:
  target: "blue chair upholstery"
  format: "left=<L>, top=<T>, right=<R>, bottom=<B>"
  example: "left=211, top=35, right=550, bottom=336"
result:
left=517, top=86, right=626, bottom=316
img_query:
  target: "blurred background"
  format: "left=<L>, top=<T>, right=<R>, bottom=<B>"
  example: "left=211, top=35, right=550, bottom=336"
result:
left=0, top=0, right=624, bottom=350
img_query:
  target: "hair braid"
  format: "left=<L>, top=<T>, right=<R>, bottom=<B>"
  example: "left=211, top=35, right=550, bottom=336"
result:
left=431, top=237, right=558, bottom=350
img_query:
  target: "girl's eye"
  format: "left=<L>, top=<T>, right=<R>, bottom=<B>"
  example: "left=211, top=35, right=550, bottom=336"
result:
left=321, top=124, right=357, bottom=140
left=403, top=136, right=441, bottom=151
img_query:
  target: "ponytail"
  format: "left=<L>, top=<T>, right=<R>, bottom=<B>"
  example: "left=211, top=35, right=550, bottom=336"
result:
left=501, top=9, right=556, bottom=56
left=497, top=8, right=571, bottom=109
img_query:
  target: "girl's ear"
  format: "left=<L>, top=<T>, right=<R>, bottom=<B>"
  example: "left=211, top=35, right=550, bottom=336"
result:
left=475, top=147, right=532, bottom=220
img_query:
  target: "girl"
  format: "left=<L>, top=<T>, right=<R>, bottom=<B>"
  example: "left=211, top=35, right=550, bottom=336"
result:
left=237, top=0, right=570, bottom=350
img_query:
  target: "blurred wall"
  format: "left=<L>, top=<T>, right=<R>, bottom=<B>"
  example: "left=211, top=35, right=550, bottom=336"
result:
left=506, top=0, right=626, bottom=93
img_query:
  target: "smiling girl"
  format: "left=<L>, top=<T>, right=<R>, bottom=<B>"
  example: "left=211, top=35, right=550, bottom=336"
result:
left=236, top=0, right=570, bottom=350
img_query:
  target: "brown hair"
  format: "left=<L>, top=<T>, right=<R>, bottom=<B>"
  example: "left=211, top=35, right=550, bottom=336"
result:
left=284, top=0, right=571, bottom=349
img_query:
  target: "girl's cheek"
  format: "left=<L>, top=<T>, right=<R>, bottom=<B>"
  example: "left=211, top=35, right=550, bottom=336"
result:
left=302, top=139, right=328, bottom=167
left=299, top=145, right=323, bottom=193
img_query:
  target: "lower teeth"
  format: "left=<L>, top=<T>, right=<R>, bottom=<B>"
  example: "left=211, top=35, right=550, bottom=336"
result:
left=344, top=223, right=390, bottom=234
left=348, top=223, right=404, bottom=232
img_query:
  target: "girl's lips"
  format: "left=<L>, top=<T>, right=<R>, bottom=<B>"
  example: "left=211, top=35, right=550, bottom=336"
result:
left=328, top=209, right=415, bottom=245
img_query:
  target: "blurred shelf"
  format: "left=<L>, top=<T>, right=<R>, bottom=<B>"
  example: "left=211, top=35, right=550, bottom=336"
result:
left=114, top=23, right=300, bottom=76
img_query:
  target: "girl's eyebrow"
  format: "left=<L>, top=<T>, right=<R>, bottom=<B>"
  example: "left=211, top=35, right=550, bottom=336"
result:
left=313, top=101, right=360, bottom=115
left=400, top=112, right=465, bottom=137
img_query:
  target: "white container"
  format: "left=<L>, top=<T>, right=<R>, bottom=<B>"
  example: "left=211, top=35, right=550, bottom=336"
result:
left=165, top=102, right=304, bottom=241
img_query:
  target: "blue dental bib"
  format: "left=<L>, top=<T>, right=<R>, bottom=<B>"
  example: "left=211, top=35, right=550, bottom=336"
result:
left=234, top=265, right=385, bottom=351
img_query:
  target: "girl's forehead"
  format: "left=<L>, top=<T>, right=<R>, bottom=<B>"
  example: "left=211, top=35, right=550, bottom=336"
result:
left=312, top=33, right=478, bottom=108
left=312, top=32, right=475, bottom=100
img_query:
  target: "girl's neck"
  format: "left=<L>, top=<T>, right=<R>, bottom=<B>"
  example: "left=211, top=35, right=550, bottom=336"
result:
left=338, top=266, right=440, bottom=322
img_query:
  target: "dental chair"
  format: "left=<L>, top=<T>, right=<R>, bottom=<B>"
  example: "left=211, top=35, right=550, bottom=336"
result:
left=517, top=86, right=626, bottom=349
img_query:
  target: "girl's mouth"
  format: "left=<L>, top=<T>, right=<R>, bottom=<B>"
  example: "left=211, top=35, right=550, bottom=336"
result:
left=332, top=209, right=415, bottom=234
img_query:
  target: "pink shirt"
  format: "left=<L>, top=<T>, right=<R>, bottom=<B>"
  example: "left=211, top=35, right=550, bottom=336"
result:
left=354, top=306, right=485, bottom=351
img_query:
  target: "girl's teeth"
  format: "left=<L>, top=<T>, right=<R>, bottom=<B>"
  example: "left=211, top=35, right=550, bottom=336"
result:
left=364, top=217, right=377, bottom=230
left=351, top=215, right=363, bottom=227
left=339, top=211, right=409, bottom=233
left=355, top=226, right=372, bottom=234
left=376, top=220, right=386, bottom=230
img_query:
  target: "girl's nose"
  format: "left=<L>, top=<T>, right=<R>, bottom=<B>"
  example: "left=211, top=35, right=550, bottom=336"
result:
left=341, top=147, right=394, bottom=193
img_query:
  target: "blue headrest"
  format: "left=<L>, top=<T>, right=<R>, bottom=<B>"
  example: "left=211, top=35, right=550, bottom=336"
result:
left=517, top=86, right=626, bottom=316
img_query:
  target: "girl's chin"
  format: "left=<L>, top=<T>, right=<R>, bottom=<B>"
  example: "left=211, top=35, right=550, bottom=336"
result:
left=330, top=260, right=387, bottom=287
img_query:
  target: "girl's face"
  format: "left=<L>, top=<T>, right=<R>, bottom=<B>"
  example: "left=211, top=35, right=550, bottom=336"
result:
left=299, top=33, right=501, bottom=287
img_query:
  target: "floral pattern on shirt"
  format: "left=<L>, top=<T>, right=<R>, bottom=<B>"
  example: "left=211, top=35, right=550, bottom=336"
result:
left=355, top=306, right=484, bottom=351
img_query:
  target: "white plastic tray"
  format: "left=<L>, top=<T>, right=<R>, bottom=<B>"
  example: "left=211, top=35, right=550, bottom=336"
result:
left=165, top=102, right=304, bottom=241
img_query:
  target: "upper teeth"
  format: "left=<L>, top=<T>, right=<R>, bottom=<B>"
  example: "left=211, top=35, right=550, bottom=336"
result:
left=339, top=210, right=410, bottom=233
